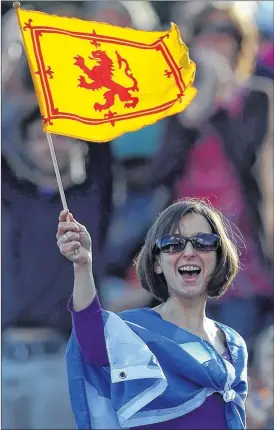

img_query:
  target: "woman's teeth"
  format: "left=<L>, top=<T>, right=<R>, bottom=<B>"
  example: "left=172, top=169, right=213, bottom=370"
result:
left=178, top=266, right=201, bottom=279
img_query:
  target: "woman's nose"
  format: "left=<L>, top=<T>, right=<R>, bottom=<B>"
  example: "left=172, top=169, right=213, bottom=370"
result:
left=182, top=240, right=195, bottom=258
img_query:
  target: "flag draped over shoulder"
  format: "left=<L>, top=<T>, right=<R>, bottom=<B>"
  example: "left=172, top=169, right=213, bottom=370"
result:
left=16, top=8, right=197, bottom=142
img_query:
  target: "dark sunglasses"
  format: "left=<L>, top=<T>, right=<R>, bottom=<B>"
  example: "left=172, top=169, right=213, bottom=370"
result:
left=154, top=233, right=220, bottom=254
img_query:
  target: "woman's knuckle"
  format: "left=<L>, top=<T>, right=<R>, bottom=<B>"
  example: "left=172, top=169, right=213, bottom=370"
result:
left=58, top=224, right=64, bottom=233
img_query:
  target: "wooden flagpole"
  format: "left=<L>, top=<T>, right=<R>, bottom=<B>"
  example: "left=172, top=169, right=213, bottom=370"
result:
left=46, top=133, right=68, bottom=210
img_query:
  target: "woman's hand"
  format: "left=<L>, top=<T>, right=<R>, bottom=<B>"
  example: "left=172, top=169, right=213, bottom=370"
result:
left=56, top=209, right=92, bottom=265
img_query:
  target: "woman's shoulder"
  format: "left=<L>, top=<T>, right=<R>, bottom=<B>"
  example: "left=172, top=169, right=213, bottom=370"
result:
left=117, top=307, right=163, bottom=332
left=118, top=306, right=153, bottom=322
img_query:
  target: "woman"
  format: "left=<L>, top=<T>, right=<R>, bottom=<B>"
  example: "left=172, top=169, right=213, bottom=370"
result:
left=57, top=199, right=248, bottom=429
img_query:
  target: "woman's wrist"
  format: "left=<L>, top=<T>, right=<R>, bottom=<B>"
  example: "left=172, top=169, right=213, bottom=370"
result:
left=73, top=254, right=92, bottom=270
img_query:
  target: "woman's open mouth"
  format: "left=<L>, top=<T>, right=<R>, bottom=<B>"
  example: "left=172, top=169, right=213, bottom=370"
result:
left=178, top=265, right=201, bottom=282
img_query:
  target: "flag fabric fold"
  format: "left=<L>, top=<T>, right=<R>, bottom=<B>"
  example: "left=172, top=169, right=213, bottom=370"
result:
left=16, top=8, right=197, bottom=142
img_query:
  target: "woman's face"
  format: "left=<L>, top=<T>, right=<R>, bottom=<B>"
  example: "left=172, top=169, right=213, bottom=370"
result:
left=155, top=213, right=217, bottom=300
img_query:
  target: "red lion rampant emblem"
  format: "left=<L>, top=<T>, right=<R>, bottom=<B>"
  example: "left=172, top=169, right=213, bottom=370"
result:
left=74, top=49, right=139, bottom=112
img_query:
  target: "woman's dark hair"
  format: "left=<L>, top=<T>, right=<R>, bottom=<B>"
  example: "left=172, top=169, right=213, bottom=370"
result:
left=135, top=198, right=239, bottom=301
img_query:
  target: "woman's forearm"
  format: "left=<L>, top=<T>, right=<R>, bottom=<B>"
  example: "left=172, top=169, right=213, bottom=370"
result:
left=72, top=260, right=96, bottom=311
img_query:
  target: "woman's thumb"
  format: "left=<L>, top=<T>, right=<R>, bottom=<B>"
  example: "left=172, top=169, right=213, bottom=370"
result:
left=69, top=213, right=86, bottom=232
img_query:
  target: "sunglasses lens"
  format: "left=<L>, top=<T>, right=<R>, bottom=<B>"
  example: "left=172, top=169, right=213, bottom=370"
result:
left=159, top=236, right=185, bottom=253
left=156, top=234, right=219, bottom=253
left=192, top=234, right=219, bottom=251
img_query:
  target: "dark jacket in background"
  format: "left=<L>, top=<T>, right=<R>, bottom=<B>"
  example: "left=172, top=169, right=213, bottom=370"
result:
left=1, top=142, right=112, bottom=336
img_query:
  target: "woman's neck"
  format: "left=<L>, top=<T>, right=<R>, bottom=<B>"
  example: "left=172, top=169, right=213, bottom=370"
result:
left=154, top=295, right=209, bottom=335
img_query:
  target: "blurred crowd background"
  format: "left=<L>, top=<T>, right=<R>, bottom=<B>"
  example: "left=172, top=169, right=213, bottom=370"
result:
left=1, top=1, right=273, bottom=429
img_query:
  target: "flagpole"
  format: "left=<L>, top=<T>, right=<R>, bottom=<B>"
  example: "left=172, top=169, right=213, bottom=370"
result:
left=46, top=133, right=78, bottom=255
left=46, top=133, right=68, bottom=210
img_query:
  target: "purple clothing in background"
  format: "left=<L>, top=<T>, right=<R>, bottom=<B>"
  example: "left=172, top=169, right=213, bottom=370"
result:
left=68, top=296, right=231, bottom=429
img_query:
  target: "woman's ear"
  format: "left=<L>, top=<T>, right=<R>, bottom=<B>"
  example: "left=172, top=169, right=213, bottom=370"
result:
left=154, top=257, right=163, bottom=274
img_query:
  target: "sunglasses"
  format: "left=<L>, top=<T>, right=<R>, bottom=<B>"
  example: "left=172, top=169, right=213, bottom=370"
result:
left=154, top=233, right=220, bottom=254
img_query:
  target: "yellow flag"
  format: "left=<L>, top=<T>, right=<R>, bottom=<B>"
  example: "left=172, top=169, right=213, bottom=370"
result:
left=16, top=8, right=197, bottom=142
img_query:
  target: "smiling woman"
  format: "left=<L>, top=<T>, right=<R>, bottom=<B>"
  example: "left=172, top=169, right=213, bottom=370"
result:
left=56, top=198, right=247, bottom=430
left=136, top=198, right=239, bottom=302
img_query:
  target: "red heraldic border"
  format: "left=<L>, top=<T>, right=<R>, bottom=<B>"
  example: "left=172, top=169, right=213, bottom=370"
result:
left=24, top=20, right=186, bottom=126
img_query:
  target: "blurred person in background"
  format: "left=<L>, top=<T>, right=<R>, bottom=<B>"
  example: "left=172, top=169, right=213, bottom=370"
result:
left=81, top=0, right=160, bottom=31
left=144, top=1, right=273, bottom=352
left=251, top=76, right=274, bottom=267
left=101, top=123, right=170, bottom=312
left=81, top=0, right=133, bottom=28
left=2, top=104, right=112, bottom=428
left=252, top=0, right=274, bottom=264
left=246, top=325, right=274, bottom=429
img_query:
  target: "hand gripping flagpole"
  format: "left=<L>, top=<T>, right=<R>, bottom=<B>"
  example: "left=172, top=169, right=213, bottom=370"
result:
left=13, top=1, right=68, bottom=212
